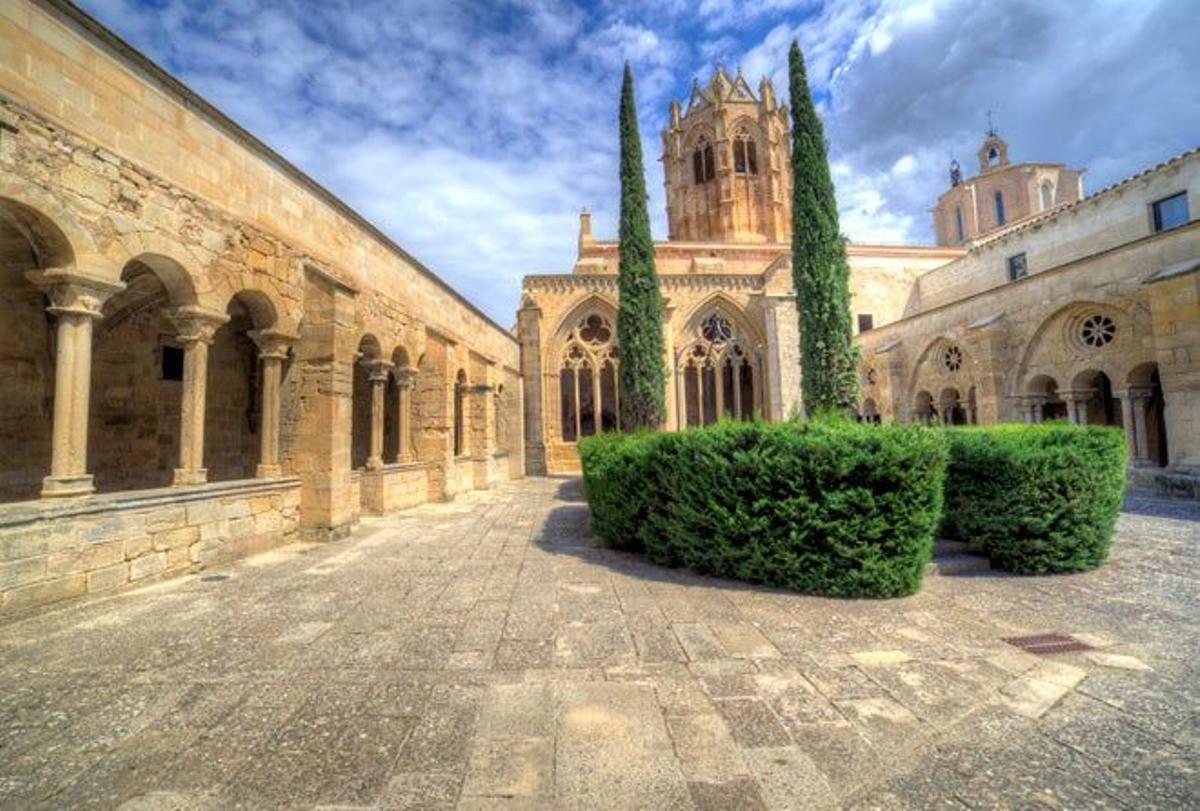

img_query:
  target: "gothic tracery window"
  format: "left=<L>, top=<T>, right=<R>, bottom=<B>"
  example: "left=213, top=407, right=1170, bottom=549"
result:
left=693, top=138, right=716, bottom=184
left=559, top=314, right=619, bottom=442
left=680, top=311, right=759, bottom=427
left=733, top=128, right=758, bottom=175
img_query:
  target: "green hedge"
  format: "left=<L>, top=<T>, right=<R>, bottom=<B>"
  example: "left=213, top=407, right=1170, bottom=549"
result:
left=579, top=419, right=948, bottom=598
left=942, top=423, right=1126, bottom=574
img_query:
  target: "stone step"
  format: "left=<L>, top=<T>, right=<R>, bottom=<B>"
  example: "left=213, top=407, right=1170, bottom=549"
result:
left=927, top=552, right=992, bottom=576
left=933, top=538, right=981, bottom=556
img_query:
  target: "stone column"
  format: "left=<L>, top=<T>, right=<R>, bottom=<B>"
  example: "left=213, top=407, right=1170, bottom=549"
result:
left=169, top=307, right=229, bottom=486
left=1060, top=389, right=1093, bottom=425
left=396, top=367, right=416, bottom=463
left=249, top=330, right=294, bottom=478
left=35, top=272, right=124, bottom=498
left=365, top=360, right=393, bottom=471
left=1121, top=387, right=1155, bottom=466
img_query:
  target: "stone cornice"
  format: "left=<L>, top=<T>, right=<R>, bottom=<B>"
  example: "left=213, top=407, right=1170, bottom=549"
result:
left=523, top=274, right=764, bottom=294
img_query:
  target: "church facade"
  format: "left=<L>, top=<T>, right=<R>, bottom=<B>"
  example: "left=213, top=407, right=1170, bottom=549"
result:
left=518, top=68, right=1200, bottom=481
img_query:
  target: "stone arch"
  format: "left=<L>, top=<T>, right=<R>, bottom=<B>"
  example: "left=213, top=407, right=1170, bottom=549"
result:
left=1125, top=361, right=1168, bottom=467
left=906, top=335, right=972, bottom=408
left=0, top=196, right=94, bottom=502
left=351, top=333, right=385, bottom=469
left=912, top=390, right=936, bottom=424
left=677, top=292, right=765, bottom=349
left=113, top=230, right=210, bottom=301
left=550, top=295, right=619, bottom=442
left=676, top=294, right=764, bottom=426
left=549, top=295, right=618, bottom=350
left=1013, top=298, right=1137, bottom=396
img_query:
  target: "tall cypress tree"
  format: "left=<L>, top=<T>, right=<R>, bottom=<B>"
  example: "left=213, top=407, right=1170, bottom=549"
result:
left=788, top=40, right=859, bottom=415
left=616, top=62, right=666, bottom=430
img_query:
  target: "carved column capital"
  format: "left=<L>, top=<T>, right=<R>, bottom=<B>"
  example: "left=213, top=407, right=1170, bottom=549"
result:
left=395, top=366, right=418, bottom=388
left=248, top=328, right=296, bottom=361
left=364, top=359, right=394, bottom=383
left=168, top=306, right=229, bottom=345
left=29, top=268, right=124, bottom=319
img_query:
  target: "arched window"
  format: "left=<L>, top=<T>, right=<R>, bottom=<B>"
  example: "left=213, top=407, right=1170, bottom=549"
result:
left=559, top=314, right=619, bottom=442
left=692, top=137, right=715, bottom=184
left=1040, top=180, right=1054, bottom=211
left=679, top=312, right=759, bottom=427
left=954, top=205, right=964, bottom=242
left=733, top=128, right=758, bottom=175
left=994, top=190, right=1006, bottom=226
left=453, top=369, right=467, bottom=456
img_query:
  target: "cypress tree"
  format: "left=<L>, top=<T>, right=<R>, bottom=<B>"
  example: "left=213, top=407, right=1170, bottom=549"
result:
left=616, top=62, right=666, bottom=430
left=788, top=40, right=859, bottom=415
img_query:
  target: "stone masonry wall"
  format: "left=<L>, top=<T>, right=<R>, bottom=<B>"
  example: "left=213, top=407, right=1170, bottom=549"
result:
left=0, top=478, right=300, bottom=618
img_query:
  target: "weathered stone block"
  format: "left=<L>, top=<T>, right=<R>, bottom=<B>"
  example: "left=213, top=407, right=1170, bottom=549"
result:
left=144, top=507, right=187, bottom=533
left=124, top=534, right=154, bottom=560
left=129, top=551, right=167, bottom=581
left=86, top=562, right=128, bottom=593
left=153, top=526, right=200, bottom=551
left=186, top=500, right=222, bottom=526
left=2, top=573, right=86, bottom=611
left=0, top=557, right=47, bottom=590
left=0, top=526, right=54, bottom=561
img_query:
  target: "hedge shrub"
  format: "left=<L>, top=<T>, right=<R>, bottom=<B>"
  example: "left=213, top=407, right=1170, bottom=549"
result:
left=579, top=419, right=948, bottom=598
left=942, top=423, right=1126, bottom=574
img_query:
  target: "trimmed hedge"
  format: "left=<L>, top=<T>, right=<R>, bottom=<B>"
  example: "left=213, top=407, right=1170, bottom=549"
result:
left=942, top=423, right=1126, bottom=574
left=579, top=419, right=948, bottom=598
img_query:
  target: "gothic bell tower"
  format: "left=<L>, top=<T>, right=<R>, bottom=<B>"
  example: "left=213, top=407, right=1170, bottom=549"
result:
left=661, top=67, right=792, bottom=244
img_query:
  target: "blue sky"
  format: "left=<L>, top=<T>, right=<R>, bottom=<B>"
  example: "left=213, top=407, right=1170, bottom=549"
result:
left=80, top=0, right=1200, bottom=325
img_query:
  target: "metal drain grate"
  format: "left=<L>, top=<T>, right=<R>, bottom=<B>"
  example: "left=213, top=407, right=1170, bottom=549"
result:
left=1004, top=633, right=1093, bottom=655
left=200, top=574, right=230, bottom=583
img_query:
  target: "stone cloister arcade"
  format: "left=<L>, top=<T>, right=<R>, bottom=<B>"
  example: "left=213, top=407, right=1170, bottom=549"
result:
left=857, top=298, right=1183, bottom=471
left=0, top=41, right=521, bottom=617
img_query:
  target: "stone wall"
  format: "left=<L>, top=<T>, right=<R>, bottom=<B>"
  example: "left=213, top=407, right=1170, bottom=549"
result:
left=0, top=477, right=300, bottom=618
left=359, top=463, right=432, bottom=515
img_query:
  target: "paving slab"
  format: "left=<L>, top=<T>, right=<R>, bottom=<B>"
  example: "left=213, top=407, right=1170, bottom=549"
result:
left=0, top=480, right=1195, bottom=808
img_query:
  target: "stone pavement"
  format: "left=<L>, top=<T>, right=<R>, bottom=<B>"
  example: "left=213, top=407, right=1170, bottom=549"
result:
left=0, top=478, right=1196, bottom=810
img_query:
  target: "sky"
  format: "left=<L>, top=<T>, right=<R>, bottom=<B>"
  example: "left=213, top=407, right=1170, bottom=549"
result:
left=80, top=0, right=1200, bottom=326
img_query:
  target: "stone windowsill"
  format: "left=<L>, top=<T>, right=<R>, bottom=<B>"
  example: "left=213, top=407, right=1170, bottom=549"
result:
left=0, top=475, right=302, bottom=530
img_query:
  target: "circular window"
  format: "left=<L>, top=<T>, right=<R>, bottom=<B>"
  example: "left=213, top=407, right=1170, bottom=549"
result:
left=701, top=314, right=733, bottom=344
left=942, top=345, right=963, bottom=372
left=1080, top=314, right=1116, bottom=348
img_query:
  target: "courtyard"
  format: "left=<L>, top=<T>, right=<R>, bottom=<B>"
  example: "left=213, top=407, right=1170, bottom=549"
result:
left=0, top=477, right=1195, bottom=809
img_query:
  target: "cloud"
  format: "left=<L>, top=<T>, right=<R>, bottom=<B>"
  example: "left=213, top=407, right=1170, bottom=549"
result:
left=77, top=0, right=1200, bottom=323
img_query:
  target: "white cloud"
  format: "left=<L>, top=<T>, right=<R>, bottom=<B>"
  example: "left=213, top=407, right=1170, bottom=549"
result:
left=77, top=0, right=1200, bottom=320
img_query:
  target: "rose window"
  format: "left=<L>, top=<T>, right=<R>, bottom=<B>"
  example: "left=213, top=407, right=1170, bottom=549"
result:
left=1080, top=315, right=1116, bottom=348
left=942, top=345, right=963, bottom=372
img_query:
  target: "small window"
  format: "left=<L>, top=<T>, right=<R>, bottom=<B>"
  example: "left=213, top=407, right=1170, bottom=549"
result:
left=954, top=206, right=964, bottom=242
left=1040, top=180, right=1054, bottom=211
left=857, top=313, right=874, bottom=333
left=1007, top=252, right=1027, bottom=281
left=994, top=190, right=1006, bottom=226
left=162, top=344, right=184, bottom=381
left=1152, top=192, right=1189, bottom=233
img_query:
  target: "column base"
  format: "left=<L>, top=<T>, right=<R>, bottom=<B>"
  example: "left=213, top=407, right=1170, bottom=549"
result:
left=365, top=458, right=383, bottom=471
left=173, top=468, right=208, bottom=486
left=256, top=464, right=283, bottom=478
left=41, top=474, right=95, bottom=499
